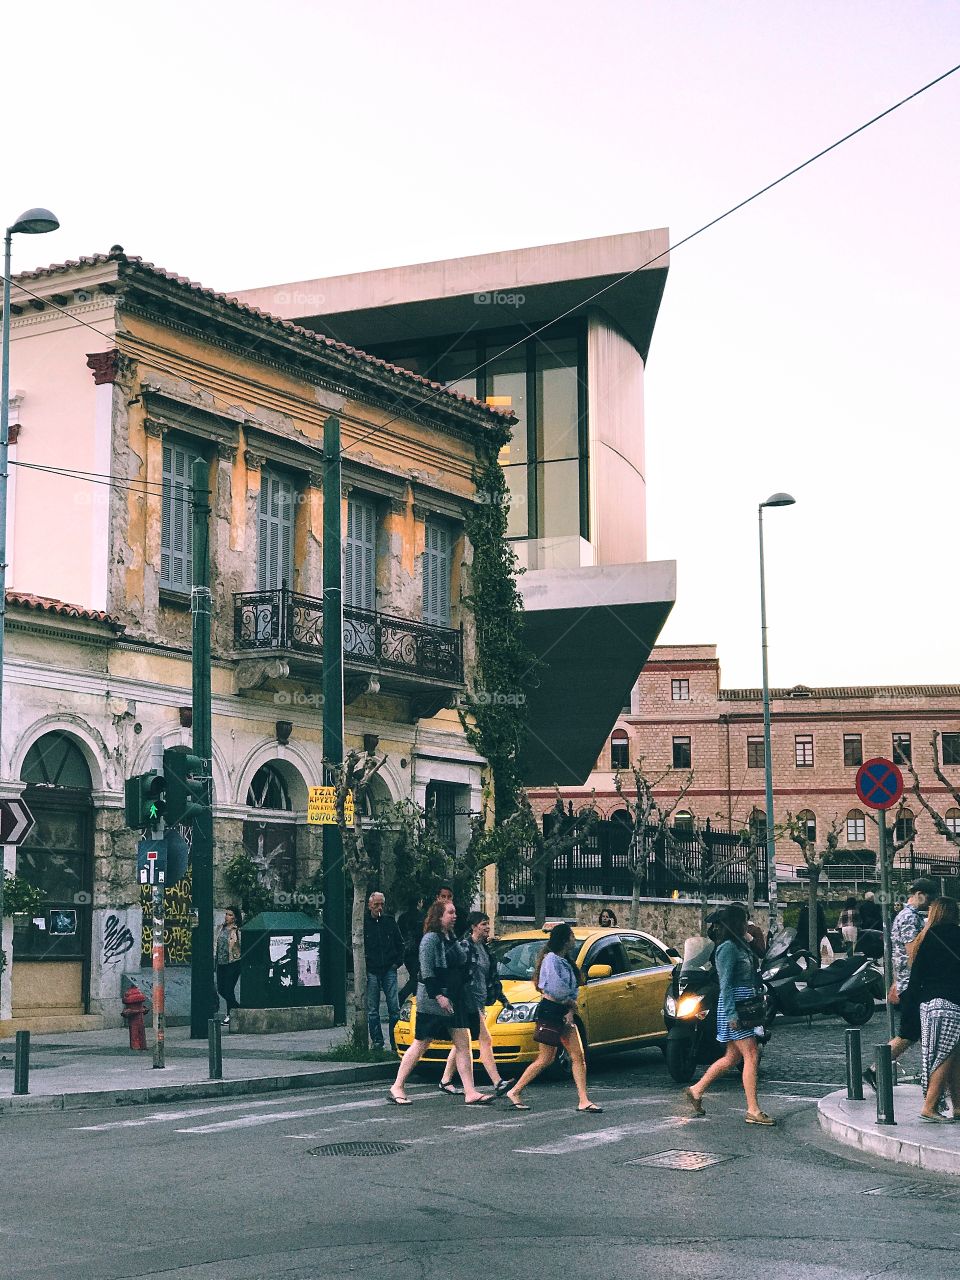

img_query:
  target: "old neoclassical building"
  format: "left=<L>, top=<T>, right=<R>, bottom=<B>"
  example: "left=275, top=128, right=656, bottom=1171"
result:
left=1, top=248, right=510, bottom=1032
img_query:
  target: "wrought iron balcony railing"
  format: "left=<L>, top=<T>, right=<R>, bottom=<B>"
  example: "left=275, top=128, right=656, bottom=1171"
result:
left=234, top=588, right=463, bottom=684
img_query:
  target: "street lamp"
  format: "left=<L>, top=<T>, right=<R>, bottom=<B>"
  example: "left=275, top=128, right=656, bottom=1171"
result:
left=759, top=491, right=795, bottom=937
left=1, top=208, right=60, bottom=776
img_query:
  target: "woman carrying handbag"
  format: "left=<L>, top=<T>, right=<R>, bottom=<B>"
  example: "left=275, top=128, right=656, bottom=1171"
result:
left=505, top=923, right=602, bottom=1114
left=683, top=903, right=775, bottom=1126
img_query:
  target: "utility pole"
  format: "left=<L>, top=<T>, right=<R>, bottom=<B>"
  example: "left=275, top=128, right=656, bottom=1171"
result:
left=321, top=416, right=346, bottom=1023
left=151, top=817, right=167, bottom=1069
left=189, top=457, right=214, bottom=1038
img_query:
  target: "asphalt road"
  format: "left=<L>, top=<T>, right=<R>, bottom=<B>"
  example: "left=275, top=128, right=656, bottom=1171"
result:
left=2, top=1019, right=958, bottom=1280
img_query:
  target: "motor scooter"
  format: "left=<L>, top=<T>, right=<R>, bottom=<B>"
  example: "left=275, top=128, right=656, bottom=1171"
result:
left=662, top=935, right=722, bottom=1083
left=761, top=928, right=883, bottom=1024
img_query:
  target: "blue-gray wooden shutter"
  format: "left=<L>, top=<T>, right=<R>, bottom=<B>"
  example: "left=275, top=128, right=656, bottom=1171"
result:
left=345, top=495, right=376, bottom=610
left=161, top=442, right=199, bottom=591
left=258, top=470, right=295, bottom=592
left=422, top=519, right=451, bottom=626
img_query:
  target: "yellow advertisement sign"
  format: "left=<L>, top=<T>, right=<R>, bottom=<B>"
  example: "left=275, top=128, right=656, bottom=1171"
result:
left=307, top=786, right=355, bottom=826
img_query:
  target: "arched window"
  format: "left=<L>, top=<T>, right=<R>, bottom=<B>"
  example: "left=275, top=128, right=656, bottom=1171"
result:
left=797, top=810, right=817, bottom=844
left=246, top=763, right=292, bottom=811
left=673, top=810, right=695, bottom=832
left=946, top=808, right=960, bottom=838
left=610, top=809, right=633, bottom=828
left=610, top=729, right=629, bottom=771
left=895, top=808, right=916, bottom=843
left=21, top=732, right=92, bottom=790
left=846, top=808, right=866, bottom=842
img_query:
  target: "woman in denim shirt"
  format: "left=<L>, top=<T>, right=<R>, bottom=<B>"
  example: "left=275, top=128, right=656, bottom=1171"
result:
left=684, top=903, right=774, bottom=1126
left=505, top=923, right=603, bottom=1114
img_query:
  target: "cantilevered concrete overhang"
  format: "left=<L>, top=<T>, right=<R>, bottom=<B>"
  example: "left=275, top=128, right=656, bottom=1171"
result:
left=235, top=229, right=669, bottom=363
left=518, top=560, right=676, bottom=786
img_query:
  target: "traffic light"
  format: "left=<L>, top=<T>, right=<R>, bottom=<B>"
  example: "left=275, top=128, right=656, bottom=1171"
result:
left=125, top=771, right=165, bottom=829
left=163, top=749, right=209, bottom=827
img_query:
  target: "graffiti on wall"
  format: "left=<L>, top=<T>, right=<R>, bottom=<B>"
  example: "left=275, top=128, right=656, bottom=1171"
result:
left=140, top=867, right=193, bottom=967
left=102, top=913, right=135, bottom=966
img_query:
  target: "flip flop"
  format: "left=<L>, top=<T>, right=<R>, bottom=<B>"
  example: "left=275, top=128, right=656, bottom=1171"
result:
left=388, top=1091, right=412, bottom=1106
left=494, top=1078, right=515, bottom=1097
left=745, top=1111, right=775, bottom=1126
left=506, top=1096, right=531, bottom=1111
left=438, top=1081, right=463, bottom=1096
left=685, top=1088, right=706, bottom=1117
left=920, top=1112, right=950, bottom=1123
left=464, top=1094, right=495, bottom=1106
left=577, top=1103, right=604, bottom=1114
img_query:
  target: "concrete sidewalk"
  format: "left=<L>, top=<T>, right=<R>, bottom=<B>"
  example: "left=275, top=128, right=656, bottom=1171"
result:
left=819, top=1086, right=960, bottom=1176
left=0, top=1023, right=396, bottom=1113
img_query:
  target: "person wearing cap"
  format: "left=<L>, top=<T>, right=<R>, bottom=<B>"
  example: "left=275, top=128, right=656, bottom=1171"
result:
left=863, top=877, right=937, bottom=1093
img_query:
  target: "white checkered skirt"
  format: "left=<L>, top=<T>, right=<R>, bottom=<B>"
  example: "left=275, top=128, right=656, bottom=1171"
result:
left=920, top=998, right=960, bottom=1093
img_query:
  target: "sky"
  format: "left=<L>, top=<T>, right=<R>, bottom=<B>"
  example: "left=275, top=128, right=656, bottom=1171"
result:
left=7, top=0, right=959, bottom=688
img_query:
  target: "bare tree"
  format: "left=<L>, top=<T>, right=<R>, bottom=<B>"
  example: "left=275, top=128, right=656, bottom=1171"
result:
left=614, top=761, right=692, bottom=927
left=495, top=791, right=597, bottom=928
left=783, top=812, right=842, bottom=956
left=329, top=748, right=387, bottom=1049
left=905, top=732, right=960, bottom=848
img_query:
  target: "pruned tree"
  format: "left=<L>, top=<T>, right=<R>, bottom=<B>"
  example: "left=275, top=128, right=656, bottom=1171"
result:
left=329, top=748, right=387, bottom=1049
left=495, top=791, right=598, bottom=928
left=668, top=821, right=761, bottom=932
left=783, top=812, right=842, bottom=957
left=904, top=732, right=960, bottom=848
left=614, top=761, right=692, bottom=927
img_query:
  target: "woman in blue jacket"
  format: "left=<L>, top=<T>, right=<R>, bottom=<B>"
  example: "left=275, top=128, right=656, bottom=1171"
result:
left=684, top=903, right=775, bottom=1126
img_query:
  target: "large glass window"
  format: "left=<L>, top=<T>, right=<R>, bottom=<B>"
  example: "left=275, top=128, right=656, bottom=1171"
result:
left=843, top=734, right=863, bottom=767
left=846, top=809, right=866, bottom=842
left=943, top=734, right=960, bottom=766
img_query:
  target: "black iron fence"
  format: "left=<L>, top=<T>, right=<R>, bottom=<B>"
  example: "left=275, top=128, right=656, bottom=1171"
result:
left=234, top=589, right=463, bottom=683
left=499, top=819, right=766, bottom=918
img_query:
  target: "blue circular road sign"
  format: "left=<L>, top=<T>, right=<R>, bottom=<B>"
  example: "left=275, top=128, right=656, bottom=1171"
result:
left=855, top=757, right=904, bottom=810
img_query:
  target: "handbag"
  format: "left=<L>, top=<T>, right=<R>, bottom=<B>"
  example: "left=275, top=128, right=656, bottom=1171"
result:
left=734, top=993, right=766, bottom=1026
left=533, top=1020, right=564, bottom=1046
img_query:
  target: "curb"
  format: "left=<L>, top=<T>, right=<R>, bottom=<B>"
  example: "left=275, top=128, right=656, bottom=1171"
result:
left=817, top=1089, right=960, bottom=1176
left=0, top=1060, right=397, bottom=1115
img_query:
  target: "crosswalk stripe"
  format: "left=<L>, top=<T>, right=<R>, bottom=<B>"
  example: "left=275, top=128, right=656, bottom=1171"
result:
left=516, top=1115, right=692, bottom=1155
left=176, top=1093, right=443, bottom=1134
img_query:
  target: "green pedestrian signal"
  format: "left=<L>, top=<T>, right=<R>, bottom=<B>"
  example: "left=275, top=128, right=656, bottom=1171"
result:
left=124, top=771, right=166, bottom=829
left=163, top=749, right=210, bottom=827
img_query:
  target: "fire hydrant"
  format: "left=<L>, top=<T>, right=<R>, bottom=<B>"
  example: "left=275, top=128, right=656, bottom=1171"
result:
left=121, top=984, right=149, bottom=1051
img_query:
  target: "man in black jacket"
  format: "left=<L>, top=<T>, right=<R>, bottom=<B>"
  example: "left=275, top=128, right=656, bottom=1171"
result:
left=364, top=891, right=404, bottom=1049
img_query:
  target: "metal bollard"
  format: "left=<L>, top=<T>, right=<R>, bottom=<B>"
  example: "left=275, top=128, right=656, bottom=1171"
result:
left=208, top=1017, right=223, bottom=1080
left=13, top=1030, right=30, bottom=1095
left=875, top=1043, right=896, bottom=1125
left=845, top=1027, right=863, bottom=1100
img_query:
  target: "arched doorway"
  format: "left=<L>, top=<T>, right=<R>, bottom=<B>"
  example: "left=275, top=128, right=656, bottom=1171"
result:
left=243, top=762, right=299, bottom=897
left=15, top=732, right=94, bottom=1017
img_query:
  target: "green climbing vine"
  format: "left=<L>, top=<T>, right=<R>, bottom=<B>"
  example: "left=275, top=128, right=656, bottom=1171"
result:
left=460, top=444, right=536, bottom=823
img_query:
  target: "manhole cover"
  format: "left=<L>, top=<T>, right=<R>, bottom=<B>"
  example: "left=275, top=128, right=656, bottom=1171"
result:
left=627, top=1149, right=734, bottom=1170
left=307, top=1141, right=408, bottom=1158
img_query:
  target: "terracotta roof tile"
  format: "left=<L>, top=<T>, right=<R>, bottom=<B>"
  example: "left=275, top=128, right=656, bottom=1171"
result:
left=5, top=591, right=123, bottom=630
left=14, top=253, right=512, bottom=422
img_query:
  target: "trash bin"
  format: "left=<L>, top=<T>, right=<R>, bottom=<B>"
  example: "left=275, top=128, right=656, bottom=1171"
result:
left=240, top=911, right=324, bottom=1009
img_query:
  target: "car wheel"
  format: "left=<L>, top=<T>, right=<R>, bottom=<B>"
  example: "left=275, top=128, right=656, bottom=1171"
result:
left=665, top=1031, right=700, bottom=1083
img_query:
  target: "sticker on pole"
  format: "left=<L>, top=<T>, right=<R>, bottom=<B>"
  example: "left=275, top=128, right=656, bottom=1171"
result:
left=856, top=758, right=904, bottom=810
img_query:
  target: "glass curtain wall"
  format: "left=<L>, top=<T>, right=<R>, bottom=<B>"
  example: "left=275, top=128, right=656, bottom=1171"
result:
left=374, top=324, right=587, bottom=546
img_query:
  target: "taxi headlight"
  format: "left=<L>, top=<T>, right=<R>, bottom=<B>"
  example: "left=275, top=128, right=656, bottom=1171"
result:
left=664, top=994, right=677, bottom=1017
left=398, top=998, right=413, bottom=1023
left=497, top=1001, right=538, bottom=1024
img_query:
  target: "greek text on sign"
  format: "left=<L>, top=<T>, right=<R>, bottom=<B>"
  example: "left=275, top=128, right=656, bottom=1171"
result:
left=307, top=787, right=355, bottom=825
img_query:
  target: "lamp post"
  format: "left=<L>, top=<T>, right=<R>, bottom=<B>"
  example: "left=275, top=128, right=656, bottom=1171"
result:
left=759, top=491, right=795, bottom=936
left=0, top=208, right=58, bottom=930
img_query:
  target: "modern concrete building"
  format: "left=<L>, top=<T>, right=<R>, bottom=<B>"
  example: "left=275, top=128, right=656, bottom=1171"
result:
left=237, top=230, right=677, bottom=786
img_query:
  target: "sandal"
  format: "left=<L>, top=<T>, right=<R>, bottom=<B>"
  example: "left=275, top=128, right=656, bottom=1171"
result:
left=577, top=1103, right=604, bottom=1114
left=506, top=1093, right=531, bottom=1111
left=388, top=1090, right=412, bottom=1106
left=438, top=1080, right=463, bottom=1096
left=465, top=1094, right=495, bottom=1106
left=745, top=1111, right=775, bottom=1126
left=920, top=1112, right=950, bottom=1123
left=684, top=1088, right=706, bottom=1118
left=494, top=1078, right=514, bottom=1097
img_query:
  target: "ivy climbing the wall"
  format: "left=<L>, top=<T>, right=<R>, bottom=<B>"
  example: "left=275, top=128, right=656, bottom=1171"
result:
left=460, top=444, right=535, bottom=823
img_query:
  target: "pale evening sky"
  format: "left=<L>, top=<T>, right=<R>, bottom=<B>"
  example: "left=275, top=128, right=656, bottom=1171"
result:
left=7, top=1, right=958, bottom=689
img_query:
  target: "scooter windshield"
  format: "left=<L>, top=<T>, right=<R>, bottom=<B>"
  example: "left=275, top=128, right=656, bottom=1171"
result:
left=680, top=936, right=715, bottom=971
left=765, top=928, right=797, bottom=961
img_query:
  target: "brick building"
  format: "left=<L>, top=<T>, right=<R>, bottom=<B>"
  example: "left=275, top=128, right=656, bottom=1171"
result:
left=533, top=644, right=960, bottom=878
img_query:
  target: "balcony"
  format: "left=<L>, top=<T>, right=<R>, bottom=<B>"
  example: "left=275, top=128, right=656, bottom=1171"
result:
left=233, top=589, right=464, bottom=711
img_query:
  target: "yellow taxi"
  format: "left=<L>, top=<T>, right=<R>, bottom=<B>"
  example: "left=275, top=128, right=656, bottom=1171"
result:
left=393, top=925, right=679, bottom=1069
